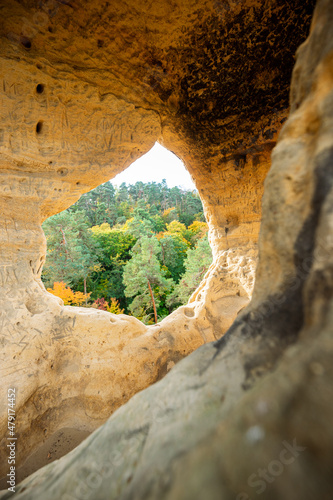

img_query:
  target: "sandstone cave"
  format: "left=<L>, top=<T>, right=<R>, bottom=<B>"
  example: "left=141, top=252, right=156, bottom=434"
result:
left=0, top=0, right=333, bottom=498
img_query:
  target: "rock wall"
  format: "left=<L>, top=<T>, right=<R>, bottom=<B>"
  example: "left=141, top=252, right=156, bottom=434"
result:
left=0, top=0, right=320, bottom=493
left=0, top=0, right=330, bottom=497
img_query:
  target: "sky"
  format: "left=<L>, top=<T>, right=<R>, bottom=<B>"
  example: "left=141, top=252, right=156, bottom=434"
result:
left=110, top=143, right=196, bottom=190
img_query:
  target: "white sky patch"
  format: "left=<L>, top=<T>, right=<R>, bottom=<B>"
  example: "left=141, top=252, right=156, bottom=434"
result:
left=111, top=142, right=196, bottom=190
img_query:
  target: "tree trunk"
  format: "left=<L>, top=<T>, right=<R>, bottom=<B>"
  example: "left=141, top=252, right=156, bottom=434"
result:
left=147, top=279, right=158, bottom=324
left=161, top=242, right=166, bottom=265
left=60, top=227, right=70, bottom=260
left=84, top=277, right=87, bottom=305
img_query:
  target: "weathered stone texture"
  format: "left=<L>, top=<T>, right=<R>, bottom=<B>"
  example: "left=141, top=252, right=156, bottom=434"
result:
left=0, top=0, right=327, bottom=496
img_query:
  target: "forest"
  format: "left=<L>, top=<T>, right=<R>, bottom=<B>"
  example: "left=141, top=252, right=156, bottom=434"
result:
left=42, top=180, right=212, bottom=324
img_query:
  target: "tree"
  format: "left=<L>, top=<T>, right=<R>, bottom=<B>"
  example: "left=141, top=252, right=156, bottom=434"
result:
left=162, top=207, right=178, bottom=223
left=116, top=182, right=129, bottom=203
left=42, top=210, right=100, bottom=298
left=161, top=178, right=169, bottom=211
left=47, top=282, right=90, bottom=306
left=122, top=200, right=156, bottom=239
left=167, top=236, right=212, bottom=308
left=107, top=298, right=125, bottom=314
left=91, top=297, right=124, bottom=314
left=178, top=191, right=204, bottom=226
left=42, top=178, right=208, bottom=320
left=123, top=236, right=174, bottom=324
left=69, top=181, right=118, bottom=227
left=159, top=234, right=188, bottom=282
left=89, top=223, right=136, bottom=305
left=186, top=220, right=209, bottom=247
left=165, top=220, right=188, bottom=239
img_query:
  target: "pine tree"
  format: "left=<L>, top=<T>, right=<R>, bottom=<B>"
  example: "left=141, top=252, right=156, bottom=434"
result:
left=42, top=210, right=100, bottom=296
left=89, top=223, right=135, bottom=305
left=159, top=234, right=188, bottom=282
left=42, top=179, right=208, bottom=317
left=123, top=236, right=174, bottom=323
left=167, top=236, right=212, bottom=308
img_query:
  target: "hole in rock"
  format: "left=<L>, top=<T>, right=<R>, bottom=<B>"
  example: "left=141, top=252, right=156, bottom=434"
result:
left=36, top=83, right=45, bottom=94
left=1, top=4, right=318, bottom=492
left=36, top=121, right=43, bottom=134
left=57, top=168, right=68, bottom=176
left=42, top=143, right=213, bottom=325
left=20, top=36, right=31, bottom=49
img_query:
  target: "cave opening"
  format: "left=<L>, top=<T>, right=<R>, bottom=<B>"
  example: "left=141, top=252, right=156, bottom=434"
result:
left=0, top=0, right=328, bottom=495
left=42, top=142, right=213, bottom=326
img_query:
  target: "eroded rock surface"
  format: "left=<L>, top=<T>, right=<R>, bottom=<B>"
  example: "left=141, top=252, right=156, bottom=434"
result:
left=0, top=0, right=331, bottom=497
left=0, top=0, right=319, bottom=492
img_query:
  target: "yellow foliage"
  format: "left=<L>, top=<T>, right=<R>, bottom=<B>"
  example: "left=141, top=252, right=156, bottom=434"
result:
left=188, top=221, right=208, bottom=238
left=107, top=298, right=124, bottom=314
left=162, top=207, right=177, bottom=222
left=166, top=220, right=186, bottom=234
left=121, top=218, right=135, bottom=232
left=155, top=231, right=165, bottom=240
left=90, top=223, right=112, bottom=235
left=47, top=281, right=90, bottom=306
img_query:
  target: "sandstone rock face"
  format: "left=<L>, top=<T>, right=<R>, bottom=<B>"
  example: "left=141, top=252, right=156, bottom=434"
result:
left=0, top=0, right=322, bottom=495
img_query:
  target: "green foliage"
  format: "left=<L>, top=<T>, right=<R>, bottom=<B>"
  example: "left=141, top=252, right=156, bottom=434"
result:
left=89, top=224, right=135, bottom=304
left=69, top=182, right=117, bottom=227
left=150, top=214, right=165, bottom=232
left=91, top=297, right=124, bottom=314
left=123, top=217, right=154, bottom=239
left=68, top=180, right=205, bottom=230
left=178, top=191, right=204, bottom=227
left=42, top=179, right=212, bottom=321
left=123, top=236, right=174, bottom=323
left=167, top=236, right=212, bottom=308
left=159, top=234, right=188, bottom=282
left=42, top=210, right=99, bottom=290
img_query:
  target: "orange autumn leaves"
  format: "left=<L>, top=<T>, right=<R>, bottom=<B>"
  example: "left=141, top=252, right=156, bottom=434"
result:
left=47, top=281, right=90, bottom=306
left=47, top=281, right=124, bottom=314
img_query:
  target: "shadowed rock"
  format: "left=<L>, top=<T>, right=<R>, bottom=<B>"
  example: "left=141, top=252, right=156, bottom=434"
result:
left=1, top=0, right=331, bottom=498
